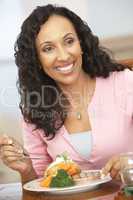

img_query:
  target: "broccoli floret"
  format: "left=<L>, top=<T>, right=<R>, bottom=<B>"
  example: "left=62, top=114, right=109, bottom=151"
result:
left=50, top=169, right=75, bottom=188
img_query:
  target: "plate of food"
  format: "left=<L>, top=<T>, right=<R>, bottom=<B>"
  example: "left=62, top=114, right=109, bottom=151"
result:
left=23, top=153, right=111, bottom=194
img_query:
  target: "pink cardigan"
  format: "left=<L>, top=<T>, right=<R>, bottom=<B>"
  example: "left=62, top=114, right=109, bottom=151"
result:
left=23, top=69, right=133, bottom=177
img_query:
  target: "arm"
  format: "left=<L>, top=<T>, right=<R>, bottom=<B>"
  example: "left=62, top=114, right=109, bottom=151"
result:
left=102, top=69, right=133, bottom=179
left=0, top=122, right=52, bottom=184
left=125, top=69, right=133, bottom=118
left=22, top=121, right=52, bottom=178
left=0, top=135, right=37, bottom=184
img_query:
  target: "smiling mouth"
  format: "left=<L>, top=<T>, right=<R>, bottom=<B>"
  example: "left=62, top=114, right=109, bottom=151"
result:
left=55, top=63, right=74, bottom=74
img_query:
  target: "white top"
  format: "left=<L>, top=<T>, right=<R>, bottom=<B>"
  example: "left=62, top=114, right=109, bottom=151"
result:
left=69, top=131, right=92, bottom=159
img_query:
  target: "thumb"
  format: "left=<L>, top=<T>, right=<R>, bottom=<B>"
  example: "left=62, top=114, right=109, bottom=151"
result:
left=0, top=134, right=13, bottom=145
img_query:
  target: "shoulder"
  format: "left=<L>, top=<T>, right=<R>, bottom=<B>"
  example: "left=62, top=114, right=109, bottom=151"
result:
left=97, top=69, right=130, bottom=91
left=114, top=68, right=133, bottom=82
left=107, top=68, right=133, bottom=82
left=110, top=69, right=133, bottom=116
left=22, top=120, right=37, bottom=135
left=112, top=69, right=133, bottom=92
left=107, top=69, right=133, bottom=96
left=124, top=68, right=133, bottom=87
left=97, top=69, right=133, bottom=104
left=100, top=69, right=133, bottom=89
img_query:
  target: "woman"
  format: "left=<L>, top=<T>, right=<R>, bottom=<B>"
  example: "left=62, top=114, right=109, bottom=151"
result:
left=0, top=4, right=133, bottom=184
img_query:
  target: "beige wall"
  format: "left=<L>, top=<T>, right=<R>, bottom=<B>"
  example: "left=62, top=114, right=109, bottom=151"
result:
left=0, top=113, right=22, bottom=183
left=101, top=35, right=133, bottom=60
left=0, top=62, right=22, bottom=183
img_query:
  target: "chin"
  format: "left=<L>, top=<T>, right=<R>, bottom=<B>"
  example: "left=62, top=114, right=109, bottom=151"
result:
left=59, top=75, right=80, bottom=86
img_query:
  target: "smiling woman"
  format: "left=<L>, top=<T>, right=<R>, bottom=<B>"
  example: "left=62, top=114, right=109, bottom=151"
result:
left=0, top=4, right=133, bottom=186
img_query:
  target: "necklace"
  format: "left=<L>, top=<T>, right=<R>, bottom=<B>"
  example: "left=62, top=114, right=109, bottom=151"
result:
left=73, top=78, right=95, bottom=120
left=76, top=111, right=82, bottom=120
left=67, top=77, right=95, bottom=121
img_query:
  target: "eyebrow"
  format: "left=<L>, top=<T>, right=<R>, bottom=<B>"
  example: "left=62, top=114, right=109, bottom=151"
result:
left=39, top=32, right=74, bottom=47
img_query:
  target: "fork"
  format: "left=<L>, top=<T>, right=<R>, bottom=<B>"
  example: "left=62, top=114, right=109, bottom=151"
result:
left=23, top=152, right=45, bottom=160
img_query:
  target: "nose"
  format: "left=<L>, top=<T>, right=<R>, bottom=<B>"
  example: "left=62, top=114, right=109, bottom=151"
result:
left=56, top=46, right=70, bottom=61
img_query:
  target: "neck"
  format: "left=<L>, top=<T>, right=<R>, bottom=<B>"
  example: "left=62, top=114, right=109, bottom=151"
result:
left=58, top=71, right=89, bottom=97
left=58, top=72, right=95, bottom=110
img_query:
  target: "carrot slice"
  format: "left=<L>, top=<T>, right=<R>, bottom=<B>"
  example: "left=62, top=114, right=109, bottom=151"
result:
left=40, top=176, right=52, bottom=187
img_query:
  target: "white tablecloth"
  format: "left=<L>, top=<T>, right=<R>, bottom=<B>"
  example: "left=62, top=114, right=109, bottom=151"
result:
left=0, top=182, right=22, bottom=200
left=0, top=182, right=118, bottom=200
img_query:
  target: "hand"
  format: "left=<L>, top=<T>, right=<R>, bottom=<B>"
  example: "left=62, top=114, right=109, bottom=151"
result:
left=0, top=135, right=33, bottom=175
left=102, top=155, right=121, bottom=180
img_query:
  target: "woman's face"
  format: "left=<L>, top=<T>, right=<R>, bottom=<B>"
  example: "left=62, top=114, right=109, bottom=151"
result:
left=36, top=15, right=83, bottom=86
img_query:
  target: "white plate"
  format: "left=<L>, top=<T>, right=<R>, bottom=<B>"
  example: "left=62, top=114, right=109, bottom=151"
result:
left=23, top=170, right=111, bottom=195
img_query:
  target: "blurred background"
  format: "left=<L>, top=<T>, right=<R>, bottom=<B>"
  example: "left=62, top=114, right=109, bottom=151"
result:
left=0, top=0, right=133, bottom=183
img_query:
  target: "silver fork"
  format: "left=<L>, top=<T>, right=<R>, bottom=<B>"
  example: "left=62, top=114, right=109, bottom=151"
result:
left=23, top=152, right=44, bottom=160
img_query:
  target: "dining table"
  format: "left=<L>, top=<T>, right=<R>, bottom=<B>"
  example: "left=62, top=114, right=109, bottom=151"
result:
left=22, top=180, right=132, bottom=200
left=0, top=180, right=132, bottom=200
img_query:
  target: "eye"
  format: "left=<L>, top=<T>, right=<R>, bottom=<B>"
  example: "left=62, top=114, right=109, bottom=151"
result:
left=65, top=38, right=75, bottom=45
left=42, top=46, right=54, bottom=53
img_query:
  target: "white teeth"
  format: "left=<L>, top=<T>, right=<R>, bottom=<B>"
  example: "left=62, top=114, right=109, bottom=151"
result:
left=56, top=64, right=73, bottom=72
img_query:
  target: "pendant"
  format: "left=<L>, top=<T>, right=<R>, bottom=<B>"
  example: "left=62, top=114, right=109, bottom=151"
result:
left=76, top=112, right=81, bottom=120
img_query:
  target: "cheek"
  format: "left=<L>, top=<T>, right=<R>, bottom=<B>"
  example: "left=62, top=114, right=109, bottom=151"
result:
left=70, top=44, right=82, bottom=58
left=76, top=52, right=82, bottom=65
left=77, top=57, right=82, bottom=69
left=39, top=54, right=55, bottom=70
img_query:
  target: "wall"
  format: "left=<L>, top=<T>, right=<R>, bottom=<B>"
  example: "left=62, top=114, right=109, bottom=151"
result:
left=0, top=61, right=22, bottom=183
left=21, top=0, right=89, bottom=22
left=88, top=0, right=133, bottom=38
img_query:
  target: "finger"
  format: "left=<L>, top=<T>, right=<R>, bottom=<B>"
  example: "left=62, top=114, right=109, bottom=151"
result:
left=2, top=156, right=24, bottom=168
left=115, top=173, right=121, bottom=181
left=4, top=136, right=21, bottom=148
left=1, top=146, right=30, bottom=159
left=110, top=160, right=121, bottom=179
left=102, top=156, right=119, bottom=175
left=1, top=150, right=23, bottom=159
left=2, top=152, right=31, bottom=165
left=2, top=150, right=30, bottom=163
left=0, top=135, right=13, bottom=146
left=0, top=145, right=23, bottom=158
left=0, top=135, right=22, bottom=148
left=0, top=136, right=24, bottom=157
left=1, top=148, right=23, bottom=160
left=0, top=147, right=23, bottom=161
left=1, top=145, right=23, bottom=154
left=2, top=159, right=28, bottom=173
left=9, top=139, right=24, bottom=156
left=3, top=155, right=23, bottom=163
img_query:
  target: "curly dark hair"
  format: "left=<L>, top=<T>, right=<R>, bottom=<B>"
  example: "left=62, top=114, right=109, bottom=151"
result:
left=14, top=4, right=129, bottom=139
